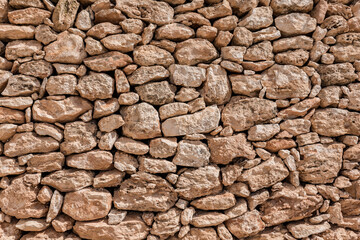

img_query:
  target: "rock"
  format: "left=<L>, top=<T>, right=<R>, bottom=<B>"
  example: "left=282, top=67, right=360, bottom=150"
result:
left=0, top=107, right=24, bottom=124
left=33, top=97, right=92, bottom=123
left=169, top=64, right=206, bottom=87
left=239, top=157, right=289, bottom=191
left=176, top=165, right=222, bottom=200
left=0, top=156, right=25, bottom=177
left=0, top=24, right=35, bottom=40
left=191, top=212, right=229, bottom=227
left=222, top=97, right=277, bottom=132
left=35, top=25, right=57, bottom=45
left=4, top=132, right=59, bottom=158
left=343, top=144, right=360, bottom=161
left=225, top=210, right=265, bottom=238
left=275, top=13, right=316, bottom=36
left=151, top=208, right=181, bottom=238
left=183, top=227, right=218, bottom=240
left=277, top=98, right=320, bottom=119
left=77, top=73, right=114, bottom=101
left=26, top=152, right=65, bottom=173
left=0, top=174, right=47, bottom=219
left=156, top=23, right=195, bottom=41
left=93, top=98, right=120, bottom=119
left=114, top=172, right=177, bottom=211
left=265, top=139, right=297, bottom=152
left=221, top=46, right=246, bottom=64
left=238, top=7, right=273, bottom=31
left=287, top=221, right=331, bottom=238
left=0, top=124, right=17, bottom=142
left=60, top=121, right=97, bottom=155
left=116, top=0, right=174, bottom=25
left=84, top=51, right=133, bottom=72
left=174, top=38, right=218, bottom=65
left=87, top=22, right=122, bottom=39
left=15, top=218, right=49, bottom=232
left=75, top=9, right=92, bottom=31
left=73, top=215, right=149, bottom=240
left=173, top=140, right=210, bottom=167
left=8, top=7, right=50, bottom=25
left=275, top=49, right=309, bottom=66
left=5, top=40, right=42, bottom=60
left=231, top=27, right=253, bottom=47
left=52, top=0, right=80, bottom=32
left=311, top=0, right=328, bottom=23
left=20, top=228, right=66, bottom=239
left=0, top=96, right=33, bottom=110
left=190, top=192, right=236, bottom=210
left=63, top=188, right=112, bottom=221
left=280, top=119, right=311, bottom=136
left=114, top=137, right=149, bottom=155
left=101, top=33, right=142, bottom=52
left=2, top=74, right=40, bottom=97
left=98, top=114, right=124, bottom=132
left=273, top=36, right=313, bottom=53
left=46, top=74, right=77, bottom=95
left=201, top=65, right=231, bottom=105
left=271, top=0, right=313, bottom=15
left=247, top=124, right=281, bottom=141
left=244, top=41, right=273, bottom=61
left=136, top=81, right=175, bottom=105
left=128, top=66, right=169, bottom=85
left=321, top=15, right=349, bottom=36
left=66, top=150, right=113, bottom=170
left=121, top=102, right=161, bottom=140
left=19, top=60, right=53, bottom=79
left=44, top=31, right=86, bottom=64
left=159, top=102, right=189, bottom=120
left=318, top=63, right=357, bottom=86
left=93, top=169, right=125, bottom=188
left=46, top=190, right=63, bottom=222
left=139, top=157, right=176, bottom=174
left=229, top=74, right=262, bottom=96
left=134, top=45, right=174, bottom=67
left=162, top=105, right=220, bottom=136
left=41, top=169, right=94, bottom=192
left=340, top=199, right=360, bottom=216
left=0, top=0, right=8, bottom=23
left=297, top=143, right=344, bottom=184
left=85, top=37, right=107, bottom=56
left=149, top=138, right=177, bottom=158
left=197, top=0, right=232, bottom=19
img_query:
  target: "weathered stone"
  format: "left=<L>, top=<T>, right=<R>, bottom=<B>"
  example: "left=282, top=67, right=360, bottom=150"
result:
left=278, top=98, right=320, bottom=119
left=159, top=102, right=189, bottom=120
left=85, top=37, right=107, bottom=56
left=114, top=151, right=138, bottom=174
left=41, top=169, right=94, bottom=192
left=265, top=139, right=297, bottom=152
left=75, top=9, right=92, bottom=31
left=239, top=157, right=289, bottom=191
left=128, top=66, right=169, bottom=85
left=139, top=157, right=176, bottom=174
left=287, top=221, right=331, bottom=238
left=114, top=172, right=177, bottom=211
left=19, top=60, right=53, bottom=79
left=5, top=40, right=42, bottom=60
left=191, top=192, right=236, bottom=210
left=101, top=33, right=142, bottom=52
left=66, top=150, right=113, bottom=170
left=343, top=144, right=360, bottom=161
left=20, top=228, right=66, bottom=239
left=134, top=45, right=174, bottom=67
left=247, top=124, right=280, bottom=141
left=0, top=124, right=17, bottom=142
left=84, top=51, right=133, bottom=72
left=280, top=119, right=311, bottom=136
left=198, top=0, right=232, bottom=19
left=173, top=140, right=210, bottom=167
left=275, top=49, right=309, bottom=66
left=318, top=63, right=357, bottom=86
left=8, top=7, right=50, bottom=25
left=176, top=165, right=222, bottom=200
left=149, top=138, right=177, bottom=158
left=151, top=208, right=181, bottom=238
left=27, top=152, right=65, bottom=173
left=87, top=22, right=122, bottom=39
left=169, top=64, right=206, bottom=87
left=46, top=190, right=63, bottom=222
left=191, top=212, right=229, bottom=227
left=121, top=102, right=161, bottom=139
left=0, top=156, right=25, bottom=177
left=35, top=25, right=57, bottom=45
left=183, top=227, right=218, bottom=240
left=238, top=7, right=273, bottom=31
left=63, top=188, right=112, bottom=221
left=15, top=219, right=49, bottom=232
left=93, top=98, right=120, bottom=119
left=52, top=0, right=80, bottom=32
left=33, top=97, right=92, bottom=123
left=162, top=105, right=220, bottom=136
left=46, top=74, right=77, bottom=96
left=114, top=137, right=149, bottom=155
left=2, top=75, right=40, bottom=97
left=0, top=107, right=24, bottom=124
left=156, top=23, right=195, bottom=41
left=321, top=15, right=349, bottom=36
left=44, top=32, right=86, bottom=64
left=225, top=210, right=265, bottom=238
left=244, top=41, right=273, bottom=62
left=273, top=36, right=313, bottom=53
left=175, top=38, right=217, bottom=65
left=93, top=169, right=125, bottom=188
left=77, top=73, right=114, bottom=101
left=136, top=81, right=175, bottom=106
left=229, top=74, right=261, bottom=96
left=0, top=24, right=35, bottom=40
left=222, top=97, right=277, bottom=131
left=275, top=13, right=316, bottom=36
left=98, top=114, right=124, bottom=133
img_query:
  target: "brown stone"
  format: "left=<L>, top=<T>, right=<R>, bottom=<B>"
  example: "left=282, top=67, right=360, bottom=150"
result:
left=318, top=63, right=357, bottom=86
left=8, top=7, right=50, bottom=25
left=136, top=81, right=175, bottom=106
left=66, top=150, right=113, bottom=170
left=5, top=40, right=42, bottom=60
left=0, top=96, right=33, bottom=110
left=156, top=23, right=195, bottom=41
left=271, top=0, right=313, bottom=15
left=26, top=152, right=65, bottom=173
left=35, top=25, right=57, bottom=45
left=277, top=98, right=320, bottom=119
left=0, top=123, right=17, bottom=142
left=134, top=45, right=174, bottom=67
left=273, top=35, right=313, bottom=53
left=275, top=49, right=309, bottom=66
left=149, top=138, right=177, bottom=158
left=225, top=210, right=265, bottom=238
left=46, top=74, right=77, bottom=96
left=238, top=7, right=273, bottom=31
left=52, top=0, right=80, bottom=32
left=87, top=22, right=122, bottom=39
left=248, top=124, right=280, bottom=141
left=191, top=212, right=229, bottom=227
left=128, top=66, right=169, bottom=85
left=264, top=139, right=297, bottom=152
left=190, top=192, right=236, bottom=210
left=114, top=137, right=149, bottom=155
left=0, top=156, right=25, bottom=177
left=139, top=157, right=176, bottom=174
left=2, top=74, right=40, bottom=97
left=0, top=107, right=24, bottom=124
left=46, top=190, right=63, bottom=222
left=0, top=24, right=35, bottom=40
left=275, top=13, right=316, bottom=36
left=173, top=140, right=210, bottom=167
left=77, top=73, right=114, bottom=101
left=151, top=208, right=181, bottom=238
left=101, top=33, right=141, bottom=53
left=84, top=51, right=133, bottom=72
left=169, top=64, right=206, bottom=87
left=175, top=38, right=218, bottom=65
left=19, top=60, right=53, bottom=79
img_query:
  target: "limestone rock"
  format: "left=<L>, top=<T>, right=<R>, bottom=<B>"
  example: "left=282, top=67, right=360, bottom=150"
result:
left=229, top=74, right=262, bottom=96
left=169, top=64, right=206, bottom=87
left=238, top=7, right=273, bottom=31
left=46, top=74, right=77, bottom=96
left=98, top=114, right=124, bottom=132
left=191, top=212, right=229, bottom=227
left=159, top=102, right=189, bottom=120
left=275, top=13, right=316, bottom=36
left=114, top=137, right=149, bottom=155
left=0, top=156, right=25, bottom=177
left=136, top=81, right=175, bottom=105
left=5, top=40, right=42, bottom=60
left=343, top=144, right=360, bottom=161
left=278, top=98, right=320, bottom=119
left=77, top=73, right=114, bottom=101
left=174, top=38, right=218, bottom=65
left=66, top=150, right=113, bottom=170
left=2, top=74, right=40, bottom=97
left=248, top=124, right=281, bottom=141
left=0, top=107, right=24, bottom=124
left=134, top=45, right=174, bottom=67
left=52, top=0, right=80, bottom=32
left=19, top=60, right=53, bottom=79
left=15, top=219, right=49, bottom=232
left=84, top=52, right=133, bottom=72
left=26, top=152, right=65, bottom=173
left=46, top=190, right=63, bottom=222
left=244, top=41, right=273, bottom=61
left=318, top=63, right=357, bottom=86
left=287, top=221, right=331, bottom=238
left=151, top=208, right=181, bottom=239
left=0, top=24, right=35, bottom=40
left=128, top=66, right=169, bottom=85
left=149, top=138, right=177, bottom=158
left=271, top=0, right=313, bottom=15
left=273, top=35, right=313, bottom=53
left=156, top=23, right=195, bottom=41
left=0, top=96, right=33, bottom=110
left=0, top=124, right=17, bottom=142
left=101, top=33, right=142, bottom=52
left=139, top=157, right=176, bottom=174
left=190, top=192, right=236, bottom=210
left=183, top=227, right=218, bottom=240
left=173, top=140, right=210, bottom=167
left=225, top=210, right=265, bottom=238
left=8, top=7, right=50, bottom=25
left=280, top=119, right=311, bottom=136
left=87, top=22, right=122, bottom=39
left=275, top=49, right=309, bottom=66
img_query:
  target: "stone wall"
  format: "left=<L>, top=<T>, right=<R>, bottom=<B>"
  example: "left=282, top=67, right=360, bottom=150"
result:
left=0, top=0, right=360, bottom=239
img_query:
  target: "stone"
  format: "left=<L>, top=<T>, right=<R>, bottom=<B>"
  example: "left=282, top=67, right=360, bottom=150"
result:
left=287, top=221, right=331, bottom=238
left=18, top=60, right=53, bottom=79
left=278, top=98, right=320, bottom=119
left=52, top=0, right=80, bottom=32
left=232, top=27, right=253, bottom=47
left=248, top=124, right=281, bottom=141
left=114, top=151, right=138, bottom=174
left=114, top=172, right=177, bottom=211
left=265, top=139, right=296, bottom=152
left=344, top=144, right=360, bottom=161
left=0, top=97, right=33, bottom=110
left=0, top=124, right=17, bottom=142
left=321, top=15, right=349, bottom=36
left=128, top=66, right=169, bottom=85
left=271, top=0, right=313, bottom=15
left=190, top=192, right=236, bottom=210
left=120, top=19, right=144, bottom=34
left=173, top=140, right=210, bottom=167
left=201, top=65, right=231, bottom=105
left=75, top=9, right=92, bottom=31
left=93, top=169, right=125, bottom=188
left=0, top=24, right=35, bottom=40
left=0, top=174, right=47, bottom=219
left=63, top=188, right=112, bottom=221
left=2, top=75, right=40, bottom=97
left=174, top=38, right=218, bottom=65
left=0, top=157, right=25, bottom=177
left=176, top=165, right=222, bottom=200
left=340, top=199, right=360, bottom=216
left=311, top=0, right=328, bottom=23
left=296, top=132, right=320, bottom=146
left=183, top=227, right=218, bottom=240
left=114, top=137, right=149, bottom=155
left=136, top=81, right=175, bottom=105
left=93, top=98, right=120, bottom=119
left=156, top=23, right=195, bottom=41
left=121, top=102, right=161, bottom=140
left=0, top=0, right=8, bottom=22
left=4, top=132, right=59, bottom=158
left=238, top=7, right=273, bottom=31
left=151, top=208, right=181, bottom=239
left=239, top=157, right=289, bottom=191
left=20, top=228, right=66, bottom=239
left=273, top=36, right=313, bottom=53
left=116, top=0, right=174, bottom=25
left=51, top=214, right=74, bottom=233
left=139, top=157, right=176, bottom=174
left=134, top=45, right=174, bottom=67
left=169, top=64, right=206, bottom=87
left=222, top=97, right=277, bottom=131
left=275, top=49, right=309, bottom=66
left=0, top=107, right=24, bottom=124
left=77, top=73, right=114, bottom=101
left=229, top=74, right=262, bottom=96
left=280, top=119, right=311, bottom=136
left=162, top=105, right=220, bottom=136
left=149, top=138, right=177, bottom=158
left=87, top=22, right=122, bottom=39
left=297, top=143, right=344, bottom=184
left=84, top=51, right=133, bottom=72
left=275, top=13, right=316, bottom=36
left=66, top=150, right=113, bottom=170
left=221, top=46, right=246, bottom=64
left=191, top=212, right=229, bottom=227
left=101, top=33, right=142, bottom=52
left=319, top=63, right=357, bottom=86
left=60, top=121, right=97, bottom=155
left=26, top=152, right=65, bottom=173
left=44, top=32, right=86, bottom=64
left=5, top=40, right=42, bottom=60
left=41, top=169, right=94, bottom=192
left=198, top=0, right=232, bottom=19
left=35, top=25, right=57, bottom=45
left=85, top=37, right=107, bottom=56
left=46, top=74, right=77, bottom=95
left=225, top=210, right=265, bottom=238
left=261, top=64, right=311, bottom=100
left=46, top=190, right=63, bottom=222
left=8, top=7, right=50, bottom=25
left=244, top=41, right=273, bottom=61
left=15, top=219, right=49, bottom=232
left=159, top=102, right=189, bottom=120
left=33, top=97, right=92, bottom=123
left=98, top=114, right=124, bottom=132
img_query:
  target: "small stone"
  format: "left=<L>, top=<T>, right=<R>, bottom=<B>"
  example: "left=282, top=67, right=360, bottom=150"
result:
left=5, top=40, right=42, bottom=60
left=296, top=132, right=320, bottom=146
left=159, top=102, right=189, bottom=120
left=87, top=22, right=122, bottom=39
left=0, top=107, right=24, bottom=124
left=84, top=51, right=133, bottom=72
left=134, top=45, right=174, bottom=67
left=52, top=0, right=80, bottom=32
left=264, top=139, right=297, bottom=152
left=149, top=138, right=177, bottom=158
left=8, top=7, right=51, bottom=25
left=229, top=74, right=262, bottom=96
left=37, top=186, right=52, bottom=204
left=93, top=98, right=120, bottom=119
left=93, top=169, right=125, bottom=188
left=311, top=0, right=328, bottom=23
left=175, top=87, right=200, bottom=102
left=139, top=157, right=176, bottom=174
left=280, top=119, right=311, bottom=136
left=277, top=97, right=320, bottom=119
left=169, top=64, right=206, bottom=87
left=98, top=114, right=124, bottom=133
left=120, top=19, right=144, bottom=34
left=51, top=214, right=74, bottom=233
left=0, top=124, right=17, bottom=142
left=114, top=137, right=149, bottom=155
left=2, top=75, right=40, bottom=97
left=18, top=60, right=53, bottom=79
left=75, top=9, right=92, bottom=31
left=173, top=140, right=210, bottom=167
left=275, top=49, right=309, bottom=66
left=66, top=150, right=113, bottom=170
left=155, top=23, right=195, bottom=41
left=85, top=37, right=107, bottom=56
left=271, top=0, right=313, bottom=15
left=275, top=13, right=316, bottom=36
left=26, top=152, right=65, bottom=173
left=238, top=7, right=273, bottom=31
left=35, top=25, right=57, bottom=45
left=183, top=227, right=218, bottom=239
left=136, top=81, right=175, bottom=106
left=0, top=157, right=25, bottom=177
left=107, top=209, right=127, bottom=225
left=191, top=212, right=229, bottom=227
left=232, top=27, right=253, bottom=47
left=273, top=35, right=313, bottom=53
left=175, top=38, right=218, bottom=65
left=15, top=219, right=49, bottom=232
left=248, top=124, right=281, bottom=141
left=321, top=15, right=349, bottom=36
left=128, top=66, right=169, bottom=85
left=114, top=151, right=138, bottom=174
left=151, top=208, right=181, bottom=239
left=46, top=74, right=77, bottom=96
left=190, top=192, right=236, bottom=210
left=244, top=41, right=273, bottom=61
left=77, top=73, right=114, bottom=101
left=213, top=15, right=237, bottom=31
left=225, top=210, right=265, bottom=238
left=287, top=221, right=331, bottom=238
left=0, top=24, right=35, bottom=40
left=101, top=33, right=142, bottom=52
left=220, top=46, right=246, bottom=64
left=46, top=190, right=63, bottom=222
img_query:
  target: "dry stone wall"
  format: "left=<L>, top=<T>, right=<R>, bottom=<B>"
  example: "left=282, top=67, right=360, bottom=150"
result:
left=0, top=0, right=360, bottom=239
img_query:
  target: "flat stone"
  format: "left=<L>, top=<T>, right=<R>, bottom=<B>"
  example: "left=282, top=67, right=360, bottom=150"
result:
left=101, top=33, right=141, bottom=52
left=198, top=0, right=232, bottom=19
left=318, top=63, right=357, bottom=86
left=114, top=137, right=149, bottom=155
left=0, top=24, right=35, bottom=40
left=33, top=97, right=92, bottom=123
left=8, top=7, right=50, bottom=25
left=244, top=41, right=273, bottom=61
left=128, top=66, right=169, bottom=85
left=66, top=150, right=113, bottom=170
left=321, top=15, right=349, bottom=37
left=19, top=60, right=53, bottom=79
left=84, top=51, right=133, bottom=72
left=182, top=227, right=218, bottom=240
left=15, top=219, right=49, bottom=232
left=0, top=156, right=25, bottom=177
left=278, top=98, right=320, bottom=119
left=225, top=210, right=265, bottom=238
left=162, top=105, right=220, bottom=136
left=114, top=172, right=177, bottom=211
left=149, top=137, right=177, bottom=158
left=93, top=98, right=120, bottom=119
left=0, top=123, right=17, bottom=142
left=136, top=81, right=175, bottom=105
left=190, top=192, right=236, bottom=210
left=287, top=221, right=330, bottom=238
left=93, top=169, right=125, bottom=188
left=2, top=74, right=40, bottom=97
left=63, top=188, right=112, bottom=221
left=0, top=107, right=24, bottom=124
left=275, top=13, right=316, bottom=36
left=169, top=64, right=206, bottom=87
left=98, top=114, right=124, bottom=132
left=26, top=152, right=65, bottom=173
left=340, top=199, right=360, bottom=216
left=77, top=73, right=114, bottom=101
left=275, top=49, right=309, bottom=66
left=229, top=74, right=262, bottom=96
left=261, top=64, right=311, bottom=100
left=159, top=102, right=189, bottom=120
left=271, top=0, right=313, bottom=15
left=156, top=23, right=195, bottom=41
left=134, top=45, right=174, bottom=67
left=46, top=74, right=77, bottom=95
left=19, top=228, right=66, bottom=239
left=46, top=190, right=63, bottom=223
left=343, top=144, right=360, bottom=161
left=175, top=38, right=218, bottom=65
left=139, top=157, right=176, bottom=174
left=35, top=24, right=57, bottom=45
left=173, top=140, right=210, bottom=167
left=273, top=35, right=313, bottom=53
left=265, top=139, right=297, bottom=152
left=247, top=124, right=281, bottom=141
left=5, top=40, right=42, bottom=60
left=280, top=119, right=311, bottom=136
left=221, top=46, right=246, bottom=64
left=41, top=169, right=94, bottom=192
left=87, top=22, right=122, bottom=39
left=176, top=165, right=222, bottom=200
left=191, top=212, right=229, bottom=227
left=222, top=97, right=277, bottom=131
left=52, top=0, right=80, bottom=32
left=238, top=7, right=273, bottom=31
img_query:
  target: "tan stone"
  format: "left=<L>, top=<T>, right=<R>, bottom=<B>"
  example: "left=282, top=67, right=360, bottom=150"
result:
left=66, top=150, right=113, bottom=170
left=287, top=221, right=331, bottom=238
left=0, top=156, right=25, bottom=177
left=84, top=51, right=132, bottom=72
left=35, top=25, right=57, bottom=45
left=20, top=228, right=66, bottom=239
left=169, top=64, right=206, bottom=87
left=120, top=19, right=144, bottom=34
left=244, top=41, right=273, bottom=61
left=0, top=24, right=35, bottom=40
left=94, top=169, right=125, bottom=188
left=175, top=38, right=217, bottom=65
left=190, top=192, right=236, bottom=210
left=46, top=74, right=77, bottom=96
left=248, top=124, right=281, bottom=141
left=271, top=0, right=313, bottom=15
left=85, top=37, right=107, bottom=56
left=343, top=144, right=360, bottom=161
left=77, top=73, right=114, bottom=101
left=273, top=35, right=313, bottom=53
left=93, top=98, right=120, bottom=119
left=8, top=7, right=50, bottom=25
left=26, top=152, right=65, bottom=173
left=5, top=40, right=42, bottom=60
left=156, top=23, right=195, bottom=41
left=114, top=151, right=138, bottom=174
left=101, top=33, right=141, bottom=52
left=149, top=138, right=177, bottom=158
left=277, top=97, right=320, bottom=119
left=264, top=139, right=297, bottom=152
left=128, top=66, right=169, bottom=85
left=280, top=119, right=311, bottom=136
left=136, top=81, right=175, bottom=106
left=229, top=74, right=262, bottom=96
left=232, top=27, right=253, bottom=47
left=52, top=0, right=80, bottom=32
left=114, top=137, right=149, bottom=155
left=238, top=7, right=273, bottom=31
left=175, top=87, right=200, bottom=102
left=0, top=124, right=17, bottom=142
left=173, top=140, right=210, bottom=167
left=87, top=22, right=122, bottom=39
left=159, top=102, right=189, bottom=120
left=15, top=219, right=50, bottom=232
left=2, top=74, right=40, bottom=97
left=0, top=0, right=8, bottom=23
left=311, top=0, right=328, bottom=23
left=18, top=60, right=53, bottom=79
left=321, top=15, right=349, bottom=36
left=0, top=107, right=24, bottom=124
left=134, top=45, right=174, bottom=67
left=225, top=210, right=265, bottom=238
left=151, top=208, right=181, bottom=239
left=139, top=157, right=176, bottom=174
left=0, top=97, right=32, bottom=111
left=191, top=212, right=229, bottom=227
left=275, top=49, right=309, bottom=66
left=98, top=114, right=124, bottom=133
left=52, top=214, right=74, bottom=233
left=275, top=13, right=316, bottom=36
left=46, top=190, right=63, bottom=222
left=183, top=227, right=218, bottom=240
left=75, top=9, right=92, bottom=31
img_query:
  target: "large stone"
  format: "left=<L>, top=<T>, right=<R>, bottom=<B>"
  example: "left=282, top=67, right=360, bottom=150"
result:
left=5, top=40, right=42, bottom=60
left=4, top=132, right=59, bottom=158
left=0, top=24, right=35, bottom=40
left=0, top=107, right=24, bottom=124
left=18, top=60, right=53, bottom=79
left=261, top=64, right=311, bottom=99
left=317, top=63, right=357, bottom=86
left=175, top=38, right=218, bottom=65
left=66, top=150, right=113, bottom=170
left=114, top=137, right=149, bottom=155
left=222, top=97, right=277, bottom=132
left=247, top=124, right=281, bottom=141
left=197, top=0, right=232, bottom=19
left=26, top=152, right=65, bottom=173
left=239, top=157, right=289, bottom=192
left=101, top=33, right=142, bottom=52
left=273, top=35, right=313, bottom=53
left=44, top=31, right=86, bottom=64
left=156, top=23, right=195, bottom=41
left=139, top=157, right=176, bottom=174
left=135, top=81, right=175, bottom=105
left=83, top=52, right=133, bottom=72
left=46, top=74, right=77, bottom=95
left=297, top=143, right=344, bottom=184
left=121, top=102, right=161, bottom=139
left=275, top=13, right=316, bottom=36
left=190, top=192, right=236, bottom=210
left=33, top=97, right=92, bottom=123
left=77, top=73, right=114, bottom=101
left=8, top=7, right=50, bottom=25
left=169, top=64, right=206, bottom=87
left=116, top=0, right=174, bottom=25
left=225, top=210, right=265, bottom=238
left=0, top=96, right=33, bottom=110
left=1, top=75, right=40, bottom=97
left=63, top=188, right=112, bottom=221
left=128, top=66, right=169, bottom=85
left=0, top=124, right=17, bottom=142
left=344, top=144, right=360, bottom=161
left=0, top=156, right=25, bottom=177
left=162, top=105, right=220, bottom=136
left=173, top=140, right=210, bottom=167
left=330, top=44, right=360, bottom=63
left=114, top=172, right=177, bottom=211
left=191, top=212, right=229, bottom=227
left=287, top=221, right=331, bottom=238
left=87, top=22, right=122, bottom=39
left=238, top=7, right=273, bottom=31
left=133, top=45, right=174, bottom=67
left=151, top=208, right=181, bottom=239
left=52, top=0, right=80, bottom=32
left=176, top=165, right=222, bottom=200
left=271, top=0, right=313, bottom=15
